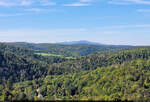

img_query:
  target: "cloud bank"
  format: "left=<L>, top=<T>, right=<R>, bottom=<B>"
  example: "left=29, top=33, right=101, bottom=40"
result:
left=109, top=0, right=150, bottom=5
left=0, top=0, right=56, bottom=7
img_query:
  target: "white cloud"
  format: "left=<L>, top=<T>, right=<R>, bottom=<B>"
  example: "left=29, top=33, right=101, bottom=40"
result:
left=24, top=8, right=57, bottom=13
left=63, top=3, right=90, bottom=7
left=137, top=9, right=150, bottom=12
left=0, top=1, right=15, bottom=6
left=108, top=1, right=131, bottom=5
left=19, top=0, right=33, bottom=6
left=109, top=0, right=150, bottom=5
left=24, top=8, right=47, bottom=12
left=0, top=0, right=33, bottom=6
left=129, top=0, right=150, bottom=5
left=0, top=0, right=56, bottom=7
left=63, top=0, right=92, bottom=7
left=39, top=0, right=56, bottom=6
left=102, top=24, right=150, bottom=29
left=0, top=8, right=57, bottom=17
left=80, top=0, right=92, bottom=2
left=0, top=13, right=25, bottom=17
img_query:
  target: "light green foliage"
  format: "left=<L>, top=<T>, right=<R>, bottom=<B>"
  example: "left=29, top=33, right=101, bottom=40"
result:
left=5, top=59, right=150, bottom=101
left=35, top=53, right=63, bottom=57
left=35, top=53, right=76, bottom=59
left=0, top=43, right=150, bottom=101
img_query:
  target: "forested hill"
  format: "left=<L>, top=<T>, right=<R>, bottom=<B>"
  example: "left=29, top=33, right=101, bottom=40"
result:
left=43, top=47, right=150, bottom=74
left=0, top=43, right=73, bottom=64
left=0, top=42, right=33, bottom=57
left=0, top=43, right=150, bottom=83
left=56, top=40, right=102, bottom=45
left=8, top=42, right=133, bottom=56
left=1, top=49, right=150, bottom=101
left=0, top=43, right=74, bottom=84
left=9, top=59, right=150, bottom=101
left=0, top=43, right=150, bottom=101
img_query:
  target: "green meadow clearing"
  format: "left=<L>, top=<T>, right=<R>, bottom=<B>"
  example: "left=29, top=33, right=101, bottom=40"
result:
left=35, top=53, right=76, bottom=59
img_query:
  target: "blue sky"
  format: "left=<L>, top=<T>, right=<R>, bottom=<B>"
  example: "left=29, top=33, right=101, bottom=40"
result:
left=0, top=0, right=150, bottom=45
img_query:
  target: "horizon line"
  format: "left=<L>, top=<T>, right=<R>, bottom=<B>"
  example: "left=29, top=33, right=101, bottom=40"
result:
left=1, top=41, right=150, bottom=46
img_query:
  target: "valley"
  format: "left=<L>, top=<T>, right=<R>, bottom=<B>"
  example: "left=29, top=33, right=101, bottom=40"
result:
left=0, top=42, right=149, bottom=101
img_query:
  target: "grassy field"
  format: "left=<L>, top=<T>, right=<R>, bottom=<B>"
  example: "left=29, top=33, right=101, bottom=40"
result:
left=35, top=53, right=76, bottom=59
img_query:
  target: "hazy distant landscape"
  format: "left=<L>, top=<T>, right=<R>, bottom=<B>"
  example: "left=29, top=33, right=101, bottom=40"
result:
left=0, top=0, right=150, bottom=101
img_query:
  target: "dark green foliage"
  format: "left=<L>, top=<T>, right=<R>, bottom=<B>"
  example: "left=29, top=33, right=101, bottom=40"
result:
left=3, top=59, right=150, bottom=101
left=0, top=43, right=74, bottom=84
left=0, top=42, right=150, bottom=101
left=45, top=47, right=150, bottom=75
left=0, top=43, right=150, bottom=84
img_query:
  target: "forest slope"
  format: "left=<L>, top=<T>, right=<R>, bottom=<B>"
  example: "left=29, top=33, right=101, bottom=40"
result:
left=0, top=43, right=74, bottom=83
left=0, top=43, right=150, bottom=84
left=0, top=43, right=150, bottom=101
left=1, top=59, right=149, bottom=101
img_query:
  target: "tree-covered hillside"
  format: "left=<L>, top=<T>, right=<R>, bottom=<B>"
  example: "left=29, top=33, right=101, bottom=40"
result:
left=41, top=47, right=150, bottom=75
left=0, top=43, right=74, bottom=84
left=0, top=43, right=150, bottom=84
left=9, top=42, right=132, bottom=56
left=1, top=59, right=150, bottom=101
left=0, top=43, right=150, bottom=101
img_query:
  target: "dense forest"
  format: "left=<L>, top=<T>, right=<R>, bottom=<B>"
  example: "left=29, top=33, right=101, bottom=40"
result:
left=0, top=42, right=150, bottom=101
left=8, top=42, right=132, bottom=56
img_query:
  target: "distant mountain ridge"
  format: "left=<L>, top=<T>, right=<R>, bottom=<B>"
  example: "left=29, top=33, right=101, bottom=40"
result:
left=7, top=42, right=133, bottom=57
left=57, top=40, right=103, bottom=45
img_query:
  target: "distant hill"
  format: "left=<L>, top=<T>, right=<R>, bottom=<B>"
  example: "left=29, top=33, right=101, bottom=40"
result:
left=8, top=42, right=133, bottom=57
left=57, top=40, right=103, bottom=45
